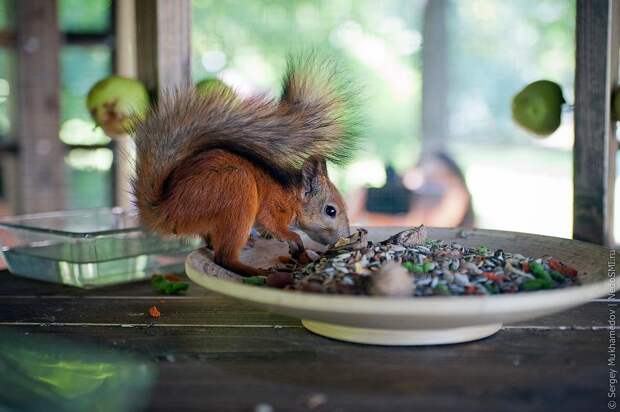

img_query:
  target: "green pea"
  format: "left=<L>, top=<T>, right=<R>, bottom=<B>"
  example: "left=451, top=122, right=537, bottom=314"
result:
left=522, top=279, right=544, bottom=291
left=484, top=283, right=499, bottom=294
left=522, top=278, right=555, bottom=291
left=540, top=279, right=556, bottom=289
left=529, top=262, right=556, bottom=286
left=243, top=276, right=267, bottom=286
left=403, top=261, right=415, bottom=272
left=434, top=284, right=451, bottom=295
left=529, top=262, right=544, bottom=275
left=549, top=270, right=565, bottom=282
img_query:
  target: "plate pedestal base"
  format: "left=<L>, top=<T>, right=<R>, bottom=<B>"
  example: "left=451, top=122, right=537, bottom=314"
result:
left=301, top=320, right=502, bottom=346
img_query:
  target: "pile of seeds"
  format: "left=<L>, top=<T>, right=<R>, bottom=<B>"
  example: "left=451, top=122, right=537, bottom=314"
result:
left=270, top=226, right=580, bottom=297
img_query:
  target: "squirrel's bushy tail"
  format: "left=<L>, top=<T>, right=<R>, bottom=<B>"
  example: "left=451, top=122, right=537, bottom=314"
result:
left=131, top=55, right=360, bottom=231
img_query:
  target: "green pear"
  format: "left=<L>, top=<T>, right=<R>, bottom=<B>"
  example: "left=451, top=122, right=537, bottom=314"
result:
left=87, top=76, right=150, bottom=138
left=196, top=78, right=236, bottom=97
left=512, top=80, right=565, bottom=137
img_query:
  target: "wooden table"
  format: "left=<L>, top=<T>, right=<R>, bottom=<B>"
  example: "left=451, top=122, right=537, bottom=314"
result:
left=0, top=269, right=610, bottom=412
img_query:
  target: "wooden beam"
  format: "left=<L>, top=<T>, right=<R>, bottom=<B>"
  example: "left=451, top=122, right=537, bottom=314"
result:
left=117, top=0, right=137, bottom=79
left=134, top=0, right=191, bottom=97
left=421, top=0, right=448, bottom=155
left=573, top=0, right=620, bottom=245
left=113, top=0, right=137, bottom=210
left=14, top=0, right=64, bottom=213
left=0, top=30, right=15, bottom=47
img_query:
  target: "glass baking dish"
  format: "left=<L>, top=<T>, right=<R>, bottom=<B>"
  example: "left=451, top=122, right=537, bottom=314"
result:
left=0, top=207, right=201, bottom=288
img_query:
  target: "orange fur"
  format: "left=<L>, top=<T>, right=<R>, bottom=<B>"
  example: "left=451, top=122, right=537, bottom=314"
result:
left=147, top=149, right=306, bottom=277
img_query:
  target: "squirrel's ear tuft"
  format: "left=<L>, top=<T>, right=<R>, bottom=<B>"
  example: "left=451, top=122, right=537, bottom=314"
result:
left=301, top=158, right=327, bottom=198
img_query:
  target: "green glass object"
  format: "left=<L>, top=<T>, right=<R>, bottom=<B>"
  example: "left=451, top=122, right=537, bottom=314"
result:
left=0, top=331, right=157, bottom=412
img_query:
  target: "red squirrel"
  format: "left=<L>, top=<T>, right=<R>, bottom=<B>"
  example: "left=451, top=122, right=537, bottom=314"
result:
left=132, top=56, right=360, bottom=277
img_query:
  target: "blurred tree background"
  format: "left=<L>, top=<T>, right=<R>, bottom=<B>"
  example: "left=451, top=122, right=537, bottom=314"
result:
left=193, top=0, right=426, bottom=185
left=192, top=0, right=577, bottom=237
left=0, top=0, right=590, bottom=239
left=448, top=0, right=575, bottom=143
left=57, top=0, right=114, bottom=209
left=0, top=0, right=115, bottom=211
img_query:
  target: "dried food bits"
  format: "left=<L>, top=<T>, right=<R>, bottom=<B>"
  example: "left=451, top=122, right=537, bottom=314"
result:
left=259, top=226, right=580, bottom=297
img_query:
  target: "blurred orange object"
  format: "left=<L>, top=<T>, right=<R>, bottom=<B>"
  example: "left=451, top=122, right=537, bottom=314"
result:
left=148, top=305, right=161, bottom=319
left=348, top=153, right=474, bottom=228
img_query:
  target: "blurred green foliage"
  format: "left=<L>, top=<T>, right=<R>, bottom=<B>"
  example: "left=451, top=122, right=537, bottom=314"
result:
left=64, top=148, right=114, bottom=210
left=0, top=0, right=579, bottom=235
left=0, top=0, right=12, bottom=142
left=448, top=0, right=575, bottom=143
left=60, top=46, right=112, bottom=147
left=0, top=49, right=12, bottom=140
left=193, top=0, right=426, bottom=166
left=192, top=0, right=578, bottom=238
left=0, top=0, right=11, bottom=29
left=58, top=1, right=113, bottom=209
left=192, top=0, right=575, bottom=166
left=58, top=0, right=111, bottom=32
left=60, top=45, right=113, bottom=209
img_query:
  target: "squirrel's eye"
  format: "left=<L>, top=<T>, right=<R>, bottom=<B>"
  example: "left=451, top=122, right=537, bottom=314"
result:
left=324, top=205, right=337, bottom=218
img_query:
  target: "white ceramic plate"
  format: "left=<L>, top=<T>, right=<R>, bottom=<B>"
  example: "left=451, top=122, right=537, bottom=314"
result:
left=186, top=227, right=617, bottom=345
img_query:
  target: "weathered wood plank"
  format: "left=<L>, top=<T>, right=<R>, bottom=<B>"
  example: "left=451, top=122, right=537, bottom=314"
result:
left=0, top=296, right=299, bottom=326
left=0, top=269, right=209, bottom=297
left=0, top=297, right=611, bottom=330
left=0, top=325, right=606, bottom=412
left=135, top=0, right=191, bottom=97
left=14, top=0, right=64, bottom=213
left=0, top=270, right=614, bottom=329
left=573, top=0, right=620, bottom=245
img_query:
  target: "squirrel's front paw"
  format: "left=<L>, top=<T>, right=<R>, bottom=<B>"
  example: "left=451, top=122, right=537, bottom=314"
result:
left=288, top=239, right=304, bottom=259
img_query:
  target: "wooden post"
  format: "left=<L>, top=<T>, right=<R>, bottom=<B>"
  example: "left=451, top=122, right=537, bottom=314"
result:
left=114, top=0, right=137, bottom=210
left=421, top=0, right=448, bottom=155
left=573, top=0, right=620, bottom=245
left=134, top=0, right=191, bottom=97
left=14, top=0, right=64, bottom=213
left=117, top=0, right=137, bottom=79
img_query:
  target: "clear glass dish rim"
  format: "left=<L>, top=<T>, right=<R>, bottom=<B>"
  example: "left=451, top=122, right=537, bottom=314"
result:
left=0, top=207, right=142, bottom=238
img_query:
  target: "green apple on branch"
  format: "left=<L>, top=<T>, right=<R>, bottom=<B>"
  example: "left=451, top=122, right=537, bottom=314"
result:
left=512, top=80, right=566, bottom=137
left=86, top=76, right=241, bottom=140
left=196, top=78, right=238, bottom=99
left=86, top=76, right=150, bottom=139
left=513, top=79, right=620, bottom=136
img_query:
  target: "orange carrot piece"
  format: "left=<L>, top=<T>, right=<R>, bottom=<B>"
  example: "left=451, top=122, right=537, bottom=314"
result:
left=148, top=305, right=161, bottom=319
left=483, top=272, right=505, bottom=282
left=521, top=261, right=530, bottom=273
left=549, top=259, right=578, bottom=277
